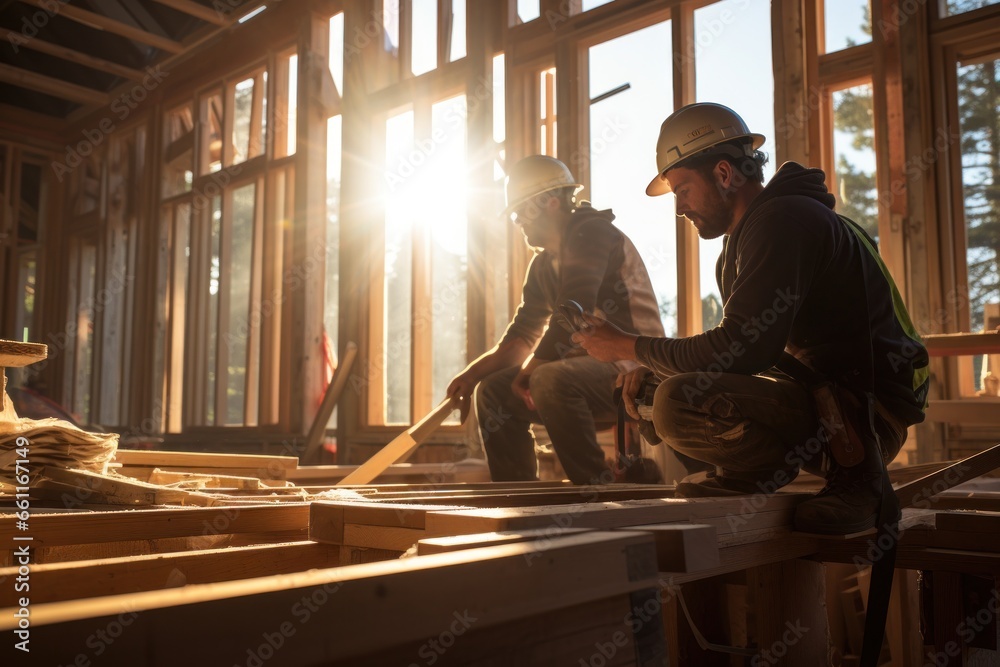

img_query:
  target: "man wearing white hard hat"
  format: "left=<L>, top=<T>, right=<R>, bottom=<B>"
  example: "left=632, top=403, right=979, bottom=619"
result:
left=574, top=103, right=929, bottom=536
left=446, top=155, right=664, bottom=485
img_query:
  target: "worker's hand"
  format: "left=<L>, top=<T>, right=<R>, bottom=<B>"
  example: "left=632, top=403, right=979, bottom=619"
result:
left=619, top=367, right=654, bottom=421
left=446, top=371, right=478, bottom=424
left=572, top=312, right=639, bottom=363
left=511, top=367, right=536, bottom=412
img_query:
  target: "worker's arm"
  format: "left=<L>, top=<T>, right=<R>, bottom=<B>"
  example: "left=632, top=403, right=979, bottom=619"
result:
left=446, top=337, right=533, bottom=422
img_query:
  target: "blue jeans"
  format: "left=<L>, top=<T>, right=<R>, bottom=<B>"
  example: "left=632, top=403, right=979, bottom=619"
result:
left=475, top=356, right=619, bottom=485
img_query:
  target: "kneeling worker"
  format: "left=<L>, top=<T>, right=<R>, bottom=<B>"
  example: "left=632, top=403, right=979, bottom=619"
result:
left=447, top=155, right=665, bottom=485
left=574, top=103, right=929, bottom=534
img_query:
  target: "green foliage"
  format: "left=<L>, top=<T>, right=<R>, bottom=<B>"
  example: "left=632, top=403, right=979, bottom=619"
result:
left=702, top=293, right=723, bottom=331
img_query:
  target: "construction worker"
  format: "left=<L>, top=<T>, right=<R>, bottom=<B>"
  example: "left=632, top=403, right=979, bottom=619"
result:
left=574, top=103, right=929, bottom=535
left=446, top=155, right=665, bottom=485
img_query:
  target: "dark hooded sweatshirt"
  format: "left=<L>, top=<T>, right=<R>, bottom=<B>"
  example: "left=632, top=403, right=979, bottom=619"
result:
left=500, top=203, right=665, bottom=367
left=634, top=162, right=928, bottom=426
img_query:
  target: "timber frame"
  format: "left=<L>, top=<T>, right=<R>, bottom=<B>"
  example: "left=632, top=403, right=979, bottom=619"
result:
left=0, top=0, right=998, bottom=462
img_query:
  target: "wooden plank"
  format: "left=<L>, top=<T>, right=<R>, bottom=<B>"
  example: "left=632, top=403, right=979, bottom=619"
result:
left=423, top=494, right=807, bottom=536
left=342, top=524, right=431, bottom=551
left=337, top=397, right=458, bottom=485
left=747, top=559, right=830, bottom=666
left=925, top=400, right=1000, bottom=423
left=0, top=532, right=661, bottom=666
left=923, top=332, right=1000, bottom=357
left=145, top=469, right=261, bottom=490
left=0, top=62, right=109, bottom=107
left=38, top=467, right=215, bottom=506
left=301, top=341, right=358, bottom=464
left=116, top=465, right=288, bottom=480
left=896, top=443, right=1000, bottom=508
left=152, top=0, right=229, bottom=26
left=0, top=28, right=144, bottom=80
left=20, top=0, right=184, bottom=53
left=0, top=541, right=340, bottom=606
left=0, top=504, right=310, bottom=547
left=630, top=524, right=719, bottom=573
left=416, top=528, right=591, bottom=556
left=113, top=450, right=298, bottom=470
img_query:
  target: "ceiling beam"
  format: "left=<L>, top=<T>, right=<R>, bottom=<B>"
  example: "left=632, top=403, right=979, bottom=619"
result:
left=18, top=0, right=184, bottom=54
left=0, top=62, right=110, bottom=106
left=0, top=27, right=144, bottom=80
left=151, top=0, right=228, bottom=26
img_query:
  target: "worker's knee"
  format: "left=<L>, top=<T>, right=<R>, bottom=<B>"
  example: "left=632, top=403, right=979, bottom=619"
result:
left=651, top=373, right=710, bottom=440
left=527, top=362, right=572, bottom=403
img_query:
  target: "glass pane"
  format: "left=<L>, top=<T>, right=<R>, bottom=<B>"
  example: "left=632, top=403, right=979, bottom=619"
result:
left=286, top=55, right=298, bottom=157
left=695, top=0, right=775, bottom=332
left=18, top=163, right=42, bottom=244
left=516, top=0, right=540, bottom=24
left=202, top=91, right=224, bottom=173
left=325, top=114, right=343, bottom=428
left=539, top=68, right=557, bottom=156
left=384, top=110, right=415, bottom=424
left=449, top=0, right=466, bottom=62
left=15, top=252, right=36, bottom=343
left=226, top=184, right=255, bottom=425
left=167, top=204, right=190, bottom=433
left=208, top=197, right=222, bottom=424
left=832, top=84, right=878, bottom=241
left=232, top=77, right=255, bottom=164
left=412, top=0, right=437, bottom=76
left=824, top=0, right=871, bottom=52
left=384, top=0, right=400, bottom=53
left=946, top=0, right=1000, bottom=16
left=430, top=95, right=468, bottom=425
left=75, top=243, right=97, bottom=423
left=492, top=54, right=509, bottom=340
left=329, top=13, right=345, bottom=96
left=589, top=21, right=677, bottom=336
left=957, top=56, right=1000, bottom=392
left=493, top=54, right=506, bottom=144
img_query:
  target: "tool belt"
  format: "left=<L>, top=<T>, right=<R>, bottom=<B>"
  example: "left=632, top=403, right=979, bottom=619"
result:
left=776, top=354, right=903, bottom=470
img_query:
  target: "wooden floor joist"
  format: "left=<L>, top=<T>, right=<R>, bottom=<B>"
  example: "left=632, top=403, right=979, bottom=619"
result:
left=1, top=532, right=666, bottom=667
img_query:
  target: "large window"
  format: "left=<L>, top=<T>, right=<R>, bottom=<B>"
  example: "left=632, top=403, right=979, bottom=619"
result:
left=588, top=21, right=677, bottom=335
left=695, top=0, right=775, bottom=331
left=956, top=53, right=1000, bottom=392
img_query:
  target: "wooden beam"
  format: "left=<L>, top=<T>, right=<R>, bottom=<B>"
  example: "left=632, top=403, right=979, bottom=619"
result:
left=112, top=449, right=298, bottom=470
left=0, top=541, right=340, bottom=606
left=0, top=504, right=310, bottom=548
left=0, top=62, right=109, bottom=107
left=0, top=28, right=144, bottom=81
left=2, top=532, right=662, bottom=666
left=151, top=0, right=229, bottom=26
left=925, top=400, right=1000, bottom=423
left=922, top=331, right=1000, bottom=357
left=19, top=0, right=184, bottom=54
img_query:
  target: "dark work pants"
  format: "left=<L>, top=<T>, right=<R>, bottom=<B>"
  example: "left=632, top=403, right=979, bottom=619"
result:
left=652, top=372, right=822, bottom=485
left=651, top=371, right=908, bottom=487
left=474, top=356, right=618, bottom=485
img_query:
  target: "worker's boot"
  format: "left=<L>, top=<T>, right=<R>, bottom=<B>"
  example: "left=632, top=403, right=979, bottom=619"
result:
left=793, top=461, right=895, bottom=535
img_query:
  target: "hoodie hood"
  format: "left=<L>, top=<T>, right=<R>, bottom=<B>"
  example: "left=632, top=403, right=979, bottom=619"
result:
left=745, top=161, right=836, bottom=220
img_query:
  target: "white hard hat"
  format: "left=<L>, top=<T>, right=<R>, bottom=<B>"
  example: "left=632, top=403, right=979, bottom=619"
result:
left=504, top=155, right=583, bottom=217
left=646, top=103, right=766, bottom=196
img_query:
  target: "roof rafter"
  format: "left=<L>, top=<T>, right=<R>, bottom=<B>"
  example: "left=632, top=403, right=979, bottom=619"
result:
left=18, top=0, right=184, bottom=54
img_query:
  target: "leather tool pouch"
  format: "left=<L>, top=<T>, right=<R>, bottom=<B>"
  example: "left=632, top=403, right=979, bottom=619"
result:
left=811, top=382, right=866, bottom=468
